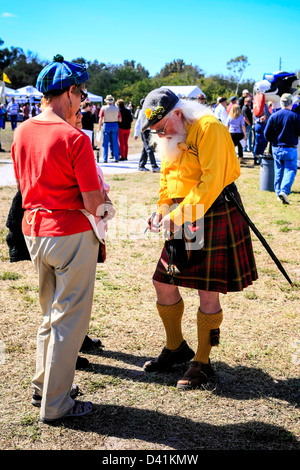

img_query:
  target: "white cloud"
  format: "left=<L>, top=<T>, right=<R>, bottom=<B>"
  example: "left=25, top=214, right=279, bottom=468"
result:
left=1, top=12, right=17, bottom=18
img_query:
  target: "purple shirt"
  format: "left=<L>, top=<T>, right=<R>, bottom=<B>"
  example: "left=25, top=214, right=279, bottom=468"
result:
left=227, top=115, right=245, bottom=133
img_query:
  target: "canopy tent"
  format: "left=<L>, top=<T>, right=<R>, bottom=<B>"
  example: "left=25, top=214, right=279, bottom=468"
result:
left=87, top=91, right=103, bottom=103
left=2, top=83, right=102, bottom=103
left=2, top=85, right=42, bottom=104
left=166, top=85, right=205, bottom=99
left=16, top=86, right=43, bottom=99
left=1, top=84, right=21, bottom=97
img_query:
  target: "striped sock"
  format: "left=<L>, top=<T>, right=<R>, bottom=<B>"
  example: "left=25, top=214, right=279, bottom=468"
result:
left=156, top=298, right=184, bottom=350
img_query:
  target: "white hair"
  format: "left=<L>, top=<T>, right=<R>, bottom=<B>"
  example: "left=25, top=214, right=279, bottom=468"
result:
left=149, top=99, right=213, bottom=163
left=173, top=98, right=213, bottom=123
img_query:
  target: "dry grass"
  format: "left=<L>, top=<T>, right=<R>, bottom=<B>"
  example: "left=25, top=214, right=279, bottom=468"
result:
left=0, top=123, right=299, bottom=451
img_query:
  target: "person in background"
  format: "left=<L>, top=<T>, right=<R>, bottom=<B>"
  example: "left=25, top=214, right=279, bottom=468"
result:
left=242, top=97, right=253, bottom=152
left=226, top=96, right=238, bottom=115
left=238, top=89, right=251, bottom=109
left=81, top=101, right=96, bottom=149
left=197, top=93, right=206, bottom=104
left=264, top=93, right=300, bottom=204
left=214, top=97, right=228, bottom=125
left=253, top=104, right=270, bottom=165
left=134, top=106, right=141, bottom=119
left=0, top=105, right=5, bottom=152
left=134, top=98, right=160, bottom=172
left=22, top=102, right=30, bottom=121
left=226, top=104, right=247, bottom=164
left=11, top=54, right=107, bottom=424
left=1, top=104, right=7, bottom=129
left=31, top=104, right=37, bottom=117
left=116, top=99, right=133, bottom=160
left=98, top=94, right=121, bottom=163
left=7, top=97, right=19, bottom=130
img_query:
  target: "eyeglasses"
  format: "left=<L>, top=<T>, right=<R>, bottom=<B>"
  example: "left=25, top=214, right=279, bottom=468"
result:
left=80, top=89, right=88, bottom=102
left=150, top=112, right=173, bottom=135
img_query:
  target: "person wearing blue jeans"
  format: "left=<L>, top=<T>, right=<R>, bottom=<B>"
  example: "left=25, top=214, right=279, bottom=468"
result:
left=102, top=122, right=119, bottom=162
left=273, top=146, right=298, bottom=199
left=242, top=98, right=253, bottom=152
left=264, top=93, right=300, bottom=204
left=98, top=95, right=121, bottom=163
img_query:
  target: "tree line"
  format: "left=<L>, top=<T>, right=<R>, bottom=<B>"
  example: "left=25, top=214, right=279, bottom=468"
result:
left=1, top=39, right=256, bottom=107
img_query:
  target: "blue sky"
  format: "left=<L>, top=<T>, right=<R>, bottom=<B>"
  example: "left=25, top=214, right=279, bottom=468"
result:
left=1, top=0, right=299, bottom=85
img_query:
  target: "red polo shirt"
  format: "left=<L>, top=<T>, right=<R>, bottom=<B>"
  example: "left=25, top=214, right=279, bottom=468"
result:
left=12, top=119, right=101, bottom=237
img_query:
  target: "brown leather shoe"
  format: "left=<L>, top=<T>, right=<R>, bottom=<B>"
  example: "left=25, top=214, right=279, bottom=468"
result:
left=143, top=340, right=195, bottom=372
left=177, top=360, right=216, bottom=390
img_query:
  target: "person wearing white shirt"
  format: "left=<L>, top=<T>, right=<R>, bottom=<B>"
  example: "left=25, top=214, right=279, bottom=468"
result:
left=7, top=98, right=19, bottom=130
left=214, top=97, right=228, bottom=125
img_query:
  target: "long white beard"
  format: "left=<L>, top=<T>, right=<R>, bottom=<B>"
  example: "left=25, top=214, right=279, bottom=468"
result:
left=150, top=131, right=188, bottom=163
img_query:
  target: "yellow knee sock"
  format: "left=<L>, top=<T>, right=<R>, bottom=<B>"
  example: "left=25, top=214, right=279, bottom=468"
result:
left=194, top=309, right=223, bottom=364
left=157, top=298, right=184, bottom=350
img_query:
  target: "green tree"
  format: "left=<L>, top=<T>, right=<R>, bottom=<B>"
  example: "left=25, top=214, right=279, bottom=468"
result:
left=156, top=59, right=204, bottom=81
left=0, top=38, right=24, bottom=77
left=4, top=51, right=45, bottom=88
left=226, top=55, right=249, bottom=94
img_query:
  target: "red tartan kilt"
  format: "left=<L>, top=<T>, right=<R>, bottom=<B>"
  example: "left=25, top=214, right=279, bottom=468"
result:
left=152, top=194, right=258, bottom=293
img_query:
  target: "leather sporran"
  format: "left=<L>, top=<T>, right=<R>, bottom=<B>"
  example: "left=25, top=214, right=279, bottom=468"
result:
left=165, top=221, right=204, bottom=280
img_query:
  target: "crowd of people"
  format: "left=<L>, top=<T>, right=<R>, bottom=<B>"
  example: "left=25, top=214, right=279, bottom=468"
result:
left=210, top=89, right=300, bottom=202
left=4, top=53, right=300, bottom=425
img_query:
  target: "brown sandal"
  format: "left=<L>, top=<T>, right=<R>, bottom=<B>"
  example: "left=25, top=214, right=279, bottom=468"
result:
left=177, top=360, right=216, bottom=390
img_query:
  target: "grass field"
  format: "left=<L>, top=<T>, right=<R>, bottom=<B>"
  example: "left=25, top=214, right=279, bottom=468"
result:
left=0, top=123, right=299, bottom=451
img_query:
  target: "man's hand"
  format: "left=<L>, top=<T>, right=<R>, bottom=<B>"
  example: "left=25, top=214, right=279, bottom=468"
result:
left=146, top=212, right=162, bottom=232
left=160, top=214, right=181, bottom=238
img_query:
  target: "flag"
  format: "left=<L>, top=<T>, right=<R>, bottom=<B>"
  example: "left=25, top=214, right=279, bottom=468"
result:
left=3, top=73, right=11, bottom=84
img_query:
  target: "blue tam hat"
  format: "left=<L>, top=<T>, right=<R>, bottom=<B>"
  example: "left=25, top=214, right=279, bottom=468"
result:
left=141, top=87, right=179, bottom=132
left=36, top=54, right=89, bottom=93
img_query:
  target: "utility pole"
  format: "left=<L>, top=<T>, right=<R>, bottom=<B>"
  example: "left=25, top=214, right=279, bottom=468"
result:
left=279, top=57, right=282, bottom=70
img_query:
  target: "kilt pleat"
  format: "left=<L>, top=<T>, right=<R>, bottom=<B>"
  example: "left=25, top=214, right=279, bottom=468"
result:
left=152, top=194, right=258, bottom=293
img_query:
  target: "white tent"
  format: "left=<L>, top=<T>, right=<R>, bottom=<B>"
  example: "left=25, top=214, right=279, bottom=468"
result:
left=166, top=85, right=205, bottom=99
left=16, top=86, right=43, bottom=99
left=87, top=91, right=103, bottom=103
left=1, top=85, right=21, bottom=97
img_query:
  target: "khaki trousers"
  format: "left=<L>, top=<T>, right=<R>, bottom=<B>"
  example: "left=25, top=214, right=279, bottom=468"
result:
left=25, top=230, right=99, bottom=420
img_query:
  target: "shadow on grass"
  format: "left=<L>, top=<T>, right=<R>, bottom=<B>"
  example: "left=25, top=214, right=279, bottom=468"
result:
left=52, top=402, right=298, bottom=450
left=82, top=349, right=300, bottom=408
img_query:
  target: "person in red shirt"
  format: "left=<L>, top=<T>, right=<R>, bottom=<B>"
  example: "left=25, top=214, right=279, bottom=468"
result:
left=12, top=55, right=108, bottom=424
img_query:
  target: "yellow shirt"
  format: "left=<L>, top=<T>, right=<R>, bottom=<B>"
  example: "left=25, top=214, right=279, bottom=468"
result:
left=157, top=114, right=240, bottom=225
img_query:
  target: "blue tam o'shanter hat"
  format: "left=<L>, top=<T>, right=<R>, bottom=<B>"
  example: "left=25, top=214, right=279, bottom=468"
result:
left=36, top=54, right=89, bottom=93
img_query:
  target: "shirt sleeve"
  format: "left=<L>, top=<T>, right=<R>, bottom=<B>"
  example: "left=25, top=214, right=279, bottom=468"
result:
left=134, top=113, right=142, bottom=137
left=71, top=132, right=101, bottom=193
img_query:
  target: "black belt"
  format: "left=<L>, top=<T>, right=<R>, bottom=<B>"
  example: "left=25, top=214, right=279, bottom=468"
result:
left=212, top=182, right=237, bottom=208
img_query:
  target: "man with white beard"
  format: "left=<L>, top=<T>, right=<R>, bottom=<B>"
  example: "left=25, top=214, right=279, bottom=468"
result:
left=141, top=87, right=258, bottom=390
